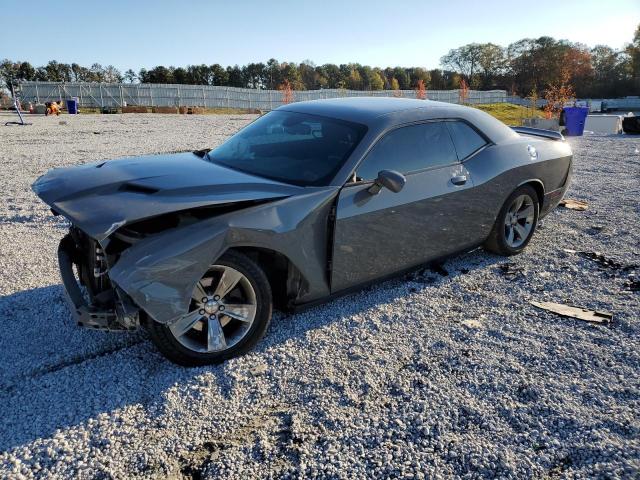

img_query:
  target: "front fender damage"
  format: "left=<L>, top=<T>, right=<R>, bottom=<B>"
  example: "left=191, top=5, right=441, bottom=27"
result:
left=108, top=188, right=338, bottom=325
left=109, top=222, right=229, bottom=324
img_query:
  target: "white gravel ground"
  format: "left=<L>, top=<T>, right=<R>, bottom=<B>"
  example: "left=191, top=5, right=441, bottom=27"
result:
left=0, top=113, right=638, bottom=479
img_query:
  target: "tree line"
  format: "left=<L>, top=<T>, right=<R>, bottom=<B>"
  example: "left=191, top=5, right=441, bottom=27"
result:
left=441, top=26, right=639, bottom=98
left=0, top=59, right=441, bottom=92
left=2, top=25, right=638, bottom=98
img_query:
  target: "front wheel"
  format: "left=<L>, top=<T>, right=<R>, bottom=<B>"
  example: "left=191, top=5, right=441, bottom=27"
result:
left=146, top=250, right=272, bottom=366
left=484, top=185, right=539, bottom=256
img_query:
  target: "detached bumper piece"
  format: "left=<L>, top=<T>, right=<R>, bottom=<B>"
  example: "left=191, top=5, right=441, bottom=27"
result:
left=58, top=234, right=139, bottom=331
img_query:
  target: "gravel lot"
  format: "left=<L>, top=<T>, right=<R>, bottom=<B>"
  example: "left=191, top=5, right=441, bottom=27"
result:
left=0, top=113, right=638, bottom=479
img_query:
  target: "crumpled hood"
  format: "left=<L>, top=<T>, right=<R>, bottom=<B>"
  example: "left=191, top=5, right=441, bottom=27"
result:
left=32, top=152, right=305, bottom=241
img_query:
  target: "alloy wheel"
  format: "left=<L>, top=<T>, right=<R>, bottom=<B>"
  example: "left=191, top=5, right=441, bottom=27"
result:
left=503, top=194, right=535, bottom=248
left=168, top=265, right=257, bottom=353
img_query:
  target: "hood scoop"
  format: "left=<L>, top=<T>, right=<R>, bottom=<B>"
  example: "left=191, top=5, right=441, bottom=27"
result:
left=118, top=183, right=160, bottom=195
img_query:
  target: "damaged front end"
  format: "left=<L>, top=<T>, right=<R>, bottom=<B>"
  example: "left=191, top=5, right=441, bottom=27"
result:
left=33, top=151, right=338, bottom=332
left=58, top=227, right=139, bottom=331
left=55, top=203, right=244, bottom=331
left=31, top=150, right=315, bottom=331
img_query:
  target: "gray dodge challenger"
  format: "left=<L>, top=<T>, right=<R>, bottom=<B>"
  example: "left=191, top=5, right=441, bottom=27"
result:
left=33, top=97, right=572, bottom=365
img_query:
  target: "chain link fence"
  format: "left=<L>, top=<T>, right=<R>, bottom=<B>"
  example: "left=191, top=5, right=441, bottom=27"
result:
left=17, top=81, right=507, bottom=111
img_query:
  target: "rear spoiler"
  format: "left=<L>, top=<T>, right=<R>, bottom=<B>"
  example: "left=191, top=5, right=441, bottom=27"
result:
left=511, top=126, right=565, bottom=141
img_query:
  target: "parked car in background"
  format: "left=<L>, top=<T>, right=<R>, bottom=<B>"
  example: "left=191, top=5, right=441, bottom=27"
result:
left=33, top=97, right=573, bottom=365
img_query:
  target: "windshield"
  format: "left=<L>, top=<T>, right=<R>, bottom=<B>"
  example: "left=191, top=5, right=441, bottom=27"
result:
left=208, top=110, right=367, bottom=186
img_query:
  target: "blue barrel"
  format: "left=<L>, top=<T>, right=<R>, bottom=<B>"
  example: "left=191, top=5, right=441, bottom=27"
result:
left=563, top=107, right=589, bottom=136
left=66, top=98, right=78, bottom=114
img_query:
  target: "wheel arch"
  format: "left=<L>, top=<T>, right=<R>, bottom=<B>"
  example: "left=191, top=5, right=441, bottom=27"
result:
left=226, top=246, right=308, bottom=310
left=517, top=179, right=545, bottom=208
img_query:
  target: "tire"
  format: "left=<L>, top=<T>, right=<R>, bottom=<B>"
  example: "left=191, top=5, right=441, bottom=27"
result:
left=146, top=250, right=272, bottom=366
left=484, top=185, right=539, bottom=256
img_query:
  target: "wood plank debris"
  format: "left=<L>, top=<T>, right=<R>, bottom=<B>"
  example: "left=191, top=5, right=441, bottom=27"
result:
left=530, top=301, right=612, bottom=324
left=559, top=199, right=588, bottom=211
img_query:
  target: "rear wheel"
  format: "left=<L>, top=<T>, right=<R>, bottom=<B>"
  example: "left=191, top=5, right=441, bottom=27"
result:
left=484, top=185, right=539, bottom=256
left=146, top=250, right=272, bottom=366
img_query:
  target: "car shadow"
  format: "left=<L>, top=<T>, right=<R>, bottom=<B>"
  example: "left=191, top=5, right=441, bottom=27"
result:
left=0, top=248, right=505, bottom=453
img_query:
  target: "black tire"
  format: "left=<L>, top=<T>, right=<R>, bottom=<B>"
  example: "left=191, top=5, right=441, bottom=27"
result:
left=146, top=250, right=272, bottom=366
left=484, top=185, right=539, bottom=256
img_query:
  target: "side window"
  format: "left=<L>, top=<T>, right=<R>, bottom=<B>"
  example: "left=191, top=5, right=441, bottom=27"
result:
left=446, top=121, right=488, bottom=160
left=356, top=122, right=458, bottom=181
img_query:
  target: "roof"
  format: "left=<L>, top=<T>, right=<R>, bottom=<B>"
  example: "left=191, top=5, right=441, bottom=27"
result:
left=279, top=97, right=463, bottom=124
left=278, top=96, right=517, bottom=144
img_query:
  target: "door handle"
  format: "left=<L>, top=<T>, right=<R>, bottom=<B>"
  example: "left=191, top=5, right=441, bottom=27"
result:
left=450, top=175, right=467, bottom=186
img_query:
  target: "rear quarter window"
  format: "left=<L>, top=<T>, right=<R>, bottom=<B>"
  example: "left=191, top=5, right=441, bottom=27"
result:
left=446, top=121, right=488, bottom=160
left=356, top=122, right=458, bottom=180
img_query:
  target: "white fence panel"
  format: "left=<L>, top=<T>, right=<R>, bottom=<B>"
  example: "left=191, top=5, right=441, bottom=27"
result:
left=17, top=81, right=508, bottom=110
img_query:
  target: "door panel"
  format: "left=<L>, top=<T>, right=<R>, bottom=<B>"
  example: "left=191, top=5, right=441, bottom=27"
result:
left=331, top=163, right=476, bottom=292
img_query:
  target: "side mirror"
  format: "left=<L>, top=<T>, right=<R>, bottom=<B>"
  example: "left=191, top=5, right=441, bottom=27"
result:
left=368, top=169, right=406, bottom=195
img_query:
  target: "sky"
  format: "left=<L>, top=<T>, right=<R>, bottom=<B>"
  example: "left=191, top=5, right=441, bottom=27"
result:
left=2, top=0, right=638, bottom=72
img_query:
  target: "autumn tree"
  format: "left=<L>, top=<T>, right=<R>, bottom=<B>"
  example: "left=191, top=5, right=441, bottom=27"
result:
left=279, top=79, right=294, bottom=104
left=459, top=79, right=469, bottom=104
left=347, top=68, right=363, bottom=90
left=543, top=68, right=575, bottom=119
left=562, top=45, right=594, bottom=96
left=415, top=79, right=427, bottom=99
left=371, top=68, right=386, bottom=90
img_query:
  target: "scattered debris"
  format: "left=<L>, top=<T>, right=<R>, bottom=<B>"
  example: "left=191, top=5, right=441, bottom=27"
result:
left=93, top=131, right=101, bottom=135
left=499, top=262, right=524, bottom=277
left=530, top=301, right=612, bottom=324
left=624, top=278, right=639, bottom=292
left=559, top=199, right=588, bottom=211
left=562, top=249, right=637, bottom=273
left=578, top=251, right=637, bottom=272
left=250, top=364, right=268, bottom=376
left=461, top=319, right=482, bottom=329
